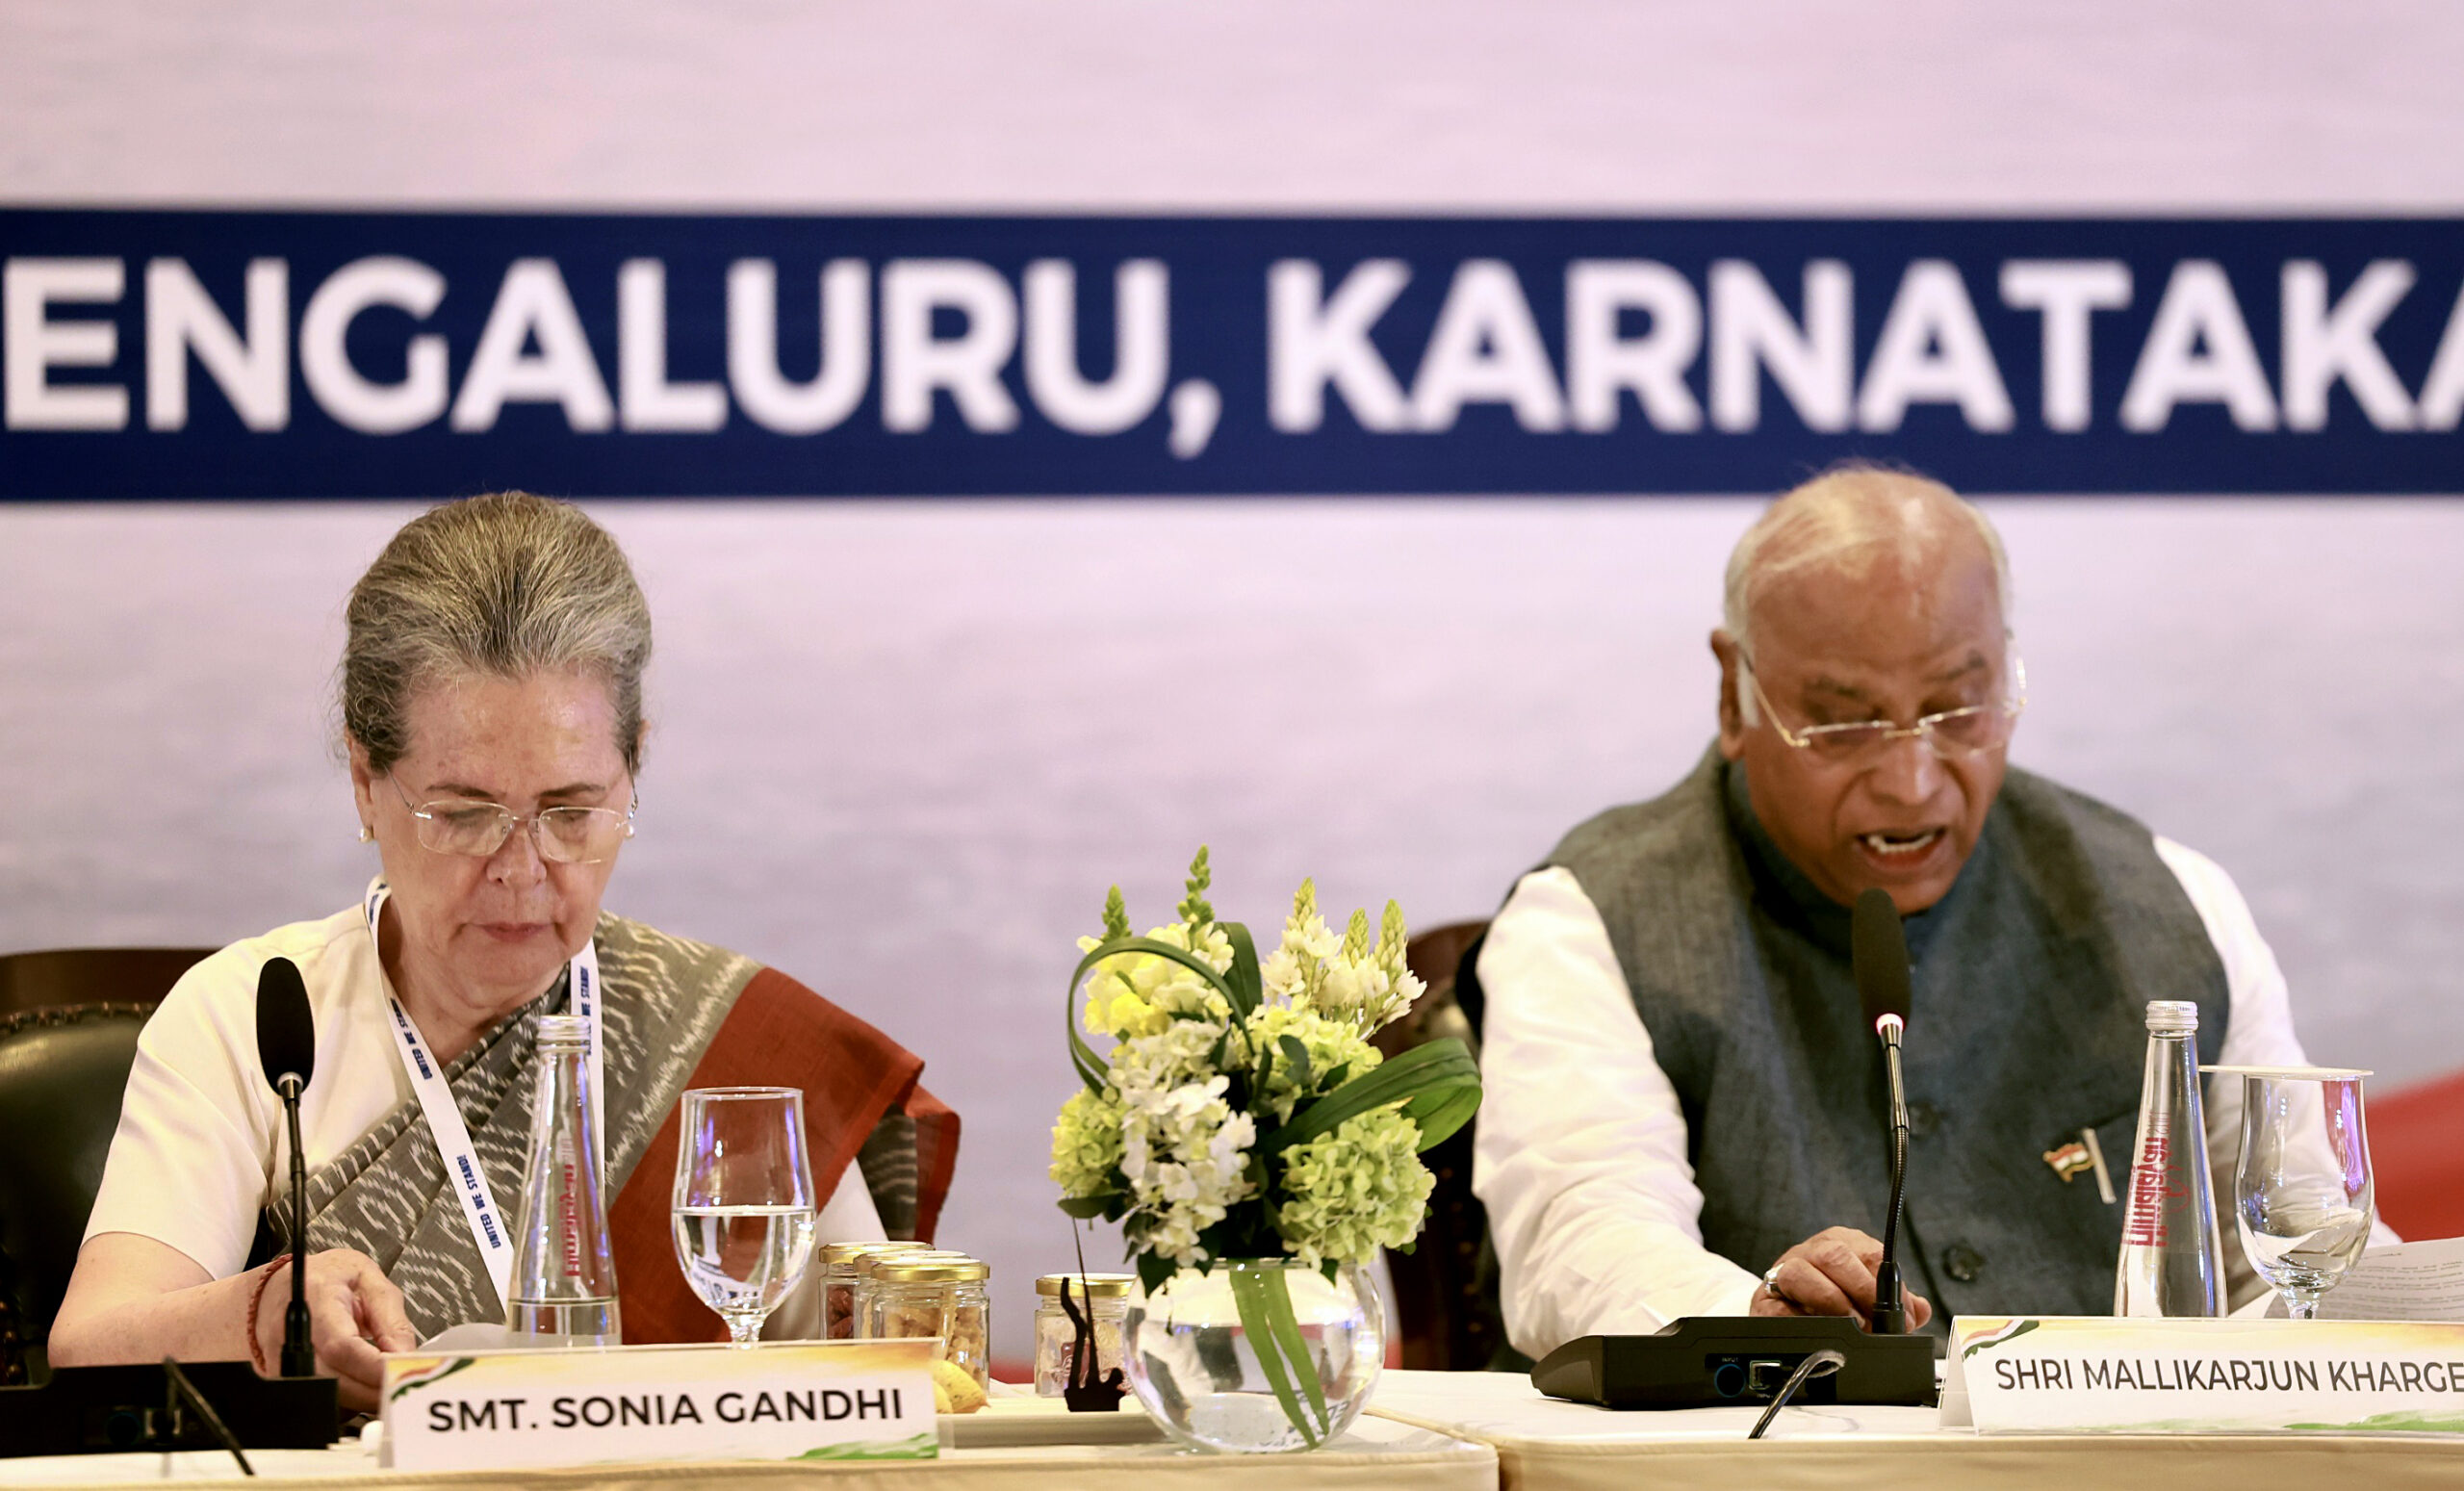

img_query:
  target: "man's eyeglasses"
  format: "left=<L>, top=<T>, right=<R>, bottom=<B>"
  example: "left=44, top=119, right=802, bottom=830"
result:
left=1741, top=654, right=2026, bottom=764
left=387, top=774, right=637, bottom=863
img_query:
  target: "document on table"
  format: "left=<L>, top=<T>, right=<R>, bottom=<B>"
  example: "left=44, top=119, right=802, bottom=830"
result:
left=2263, top=1235, right=2464, bottom=1321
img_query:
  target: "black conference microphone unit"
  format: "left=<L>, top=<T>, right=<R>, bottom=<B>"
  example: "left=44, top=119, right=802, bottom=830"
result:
left=255, top=955, right=319, bottom=1378
left=1851, top=887, right=1913, bottom=1337
left=1528, top=887, right=1936, bottom=1413
left=0, top=959, right=340, bottom=1456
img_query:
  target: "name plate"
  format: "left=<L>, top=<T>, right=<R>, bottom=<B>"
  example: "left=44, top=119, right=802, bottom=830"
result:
left=380, top=1339, right=938, bottom=1470
left=1949, top=1316, right=2464, bottom=1434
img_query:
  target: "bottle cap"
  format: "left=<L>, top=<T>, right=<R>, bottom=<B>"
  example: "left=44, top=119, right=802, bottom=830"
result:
left=821, top=1240, right=932, bottom=1270
left=874, top=1257, right=990, bottom=1283
left=2144, top=1000, right=2200, bottom=1034
left=536, top=1014, right=591, bottom=1045
left=1036, top=1272, right=1136, bottom=1298
left=855, top=1248, right=970, bottom=1278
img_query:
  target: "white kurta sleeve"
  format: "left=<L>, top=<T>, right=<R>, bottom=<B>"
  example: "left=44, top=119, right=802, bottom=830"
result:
left=1471, top=866, right=1759, bottom=1360
left=81, top=950, right=279, bottom=1280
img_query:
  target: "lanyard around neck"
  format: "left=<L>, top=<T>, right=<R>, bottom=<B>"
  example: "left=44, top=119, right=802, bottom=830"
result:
left=361, top=878, right=603, bottom=1310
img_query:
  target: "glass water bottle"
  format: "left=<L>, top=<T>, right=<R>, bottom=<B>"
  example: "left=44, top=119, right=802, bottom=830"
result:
left=506, top=1014, right=621, bottom=1344
left=2114, top=1000, right=2224, bottom=1317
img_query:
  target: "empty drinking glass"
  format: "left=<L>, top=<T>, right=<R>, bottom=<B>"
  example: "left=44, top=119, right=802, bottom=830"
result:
left=671, top=1086, right=819, bottom=1347
left=2217, top=1066, right=2375, bottom=1321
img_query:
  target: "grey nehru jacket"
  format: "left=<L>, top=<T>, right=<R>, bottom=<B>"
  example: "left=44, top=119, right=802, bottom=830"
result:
left=1545, top=746, right=2227, bottom=1327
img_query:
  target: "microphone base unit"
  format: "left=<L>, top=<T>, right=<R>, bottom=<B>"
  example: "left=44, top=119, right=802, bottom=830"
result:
left=0, top=1362, right=339, bottom=1457
left=1531, top=1317, right=1937, bottom=1409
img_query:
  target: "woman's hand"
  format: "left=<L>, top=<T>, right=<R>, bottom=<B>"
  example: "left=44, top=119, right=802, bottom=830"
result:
left=251, top=1248, right=419, bottom=1411
left=1749, top=1225, right=1934, bottom=1329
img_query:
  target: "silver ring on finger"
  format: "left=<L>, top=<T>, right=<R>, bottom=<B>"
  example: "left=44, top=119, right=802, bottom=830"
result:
left=1761, top=1261, right=1787, bottom=1301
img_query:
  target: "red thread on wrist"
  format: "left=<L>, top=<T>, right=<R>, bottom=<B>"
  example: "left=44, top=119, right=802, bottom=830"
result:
left=246, top=1253, right=294, bottom=1375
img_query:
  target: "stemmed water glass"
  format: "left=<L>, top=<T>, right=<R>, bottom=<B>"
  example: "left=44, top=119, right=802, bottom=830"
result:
left=2218, top=1066, right=2375, bottom=1321
left=671, top=1086, right=820, bottom=1347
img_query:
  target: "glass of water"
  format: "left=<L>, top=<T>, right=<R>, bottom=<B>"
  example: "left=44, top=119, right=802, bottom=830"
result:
left=671, top=1086, right=819, bottom=1347
left=2222, top=1066, right=2375, bottom=1321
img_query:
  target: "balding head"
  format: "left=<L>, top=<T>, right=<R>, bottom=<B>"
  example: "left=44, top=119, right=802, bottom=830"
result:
left=1709, top=466, right=2022, bottom=914
left=1724, top=467, right=2011, bottom=667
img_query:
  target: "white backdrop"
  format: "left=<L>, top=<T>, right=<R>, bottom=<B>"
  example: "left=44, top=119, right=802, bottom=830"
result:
left=7, top=2, right=2463, bottom=1363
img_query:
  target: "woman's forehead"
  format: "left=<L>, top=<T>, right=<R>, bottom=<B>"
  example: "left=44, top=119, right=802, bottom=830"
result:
left=396, top=670, right=624, bottom=786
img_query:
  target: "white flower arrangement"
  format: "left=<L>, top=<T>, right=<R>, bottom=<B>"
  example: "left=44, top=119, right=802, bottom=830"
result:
left=1049, top=849, right=1480, bottom=1442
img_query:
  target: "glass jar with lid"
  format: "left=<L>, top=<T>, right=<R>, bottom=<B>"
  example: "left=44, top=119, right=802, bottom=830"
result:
left=864, top=1256, right=992, bottom=1388
left=1033, top=1272, right=1134, bottom=1397
left=851, top=1248, right=970, bottom=1340
left=819, top=1241, right=934, bottom=1340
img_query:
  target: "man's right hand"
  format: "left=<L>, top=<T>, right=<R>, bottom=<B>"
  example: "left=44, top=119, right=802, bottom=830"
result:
left=252, top=1248, right=419, bottom=1411
left=1749, top=1225, right=1934, bottom=1329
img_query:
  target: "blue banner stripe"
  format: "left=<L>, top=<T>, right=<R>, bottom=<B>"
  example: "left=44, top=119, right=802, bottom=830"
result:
left=4, top=209, right=2462, bottom=497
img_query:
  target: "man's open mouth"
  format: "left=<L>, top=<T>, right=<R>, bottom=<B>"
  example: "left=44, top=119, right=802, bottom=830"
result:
left=1857, top=829, right=1945, bottom=859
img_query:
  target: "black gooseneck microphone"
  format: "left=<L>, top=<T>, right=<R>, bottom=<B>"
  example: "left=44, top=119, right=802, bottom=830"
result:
left=254, top=956, right=317, bottom=1378
left=1850, top=887, right=1913, bottom=1336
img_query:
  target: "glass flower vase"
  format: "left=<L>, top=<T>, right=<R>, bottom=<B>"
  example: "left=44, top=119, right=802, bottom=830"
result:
left=1123, top=1258, right=1384, bottom=1453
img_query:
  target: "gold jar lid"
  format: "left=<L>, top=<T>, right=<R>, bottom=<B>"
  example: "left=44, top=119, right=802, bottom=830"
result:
left=822, top=1240, right=932, bottom=1270
left=873, top=1257, right=991, bottom=1284
left=856, top=1248, right=970, bottom=1277
left=1036, top=1272, right=1136, bottom=1298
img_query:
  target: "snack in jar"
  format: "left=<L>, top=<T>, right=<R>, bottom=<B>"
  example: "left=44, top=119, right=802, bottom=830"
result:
left=865, top=1255, right=992, bottom=1389
left=818, top=1240, right=934, bottom=1340
left=1033, top=1272, right=1134, bottom=1397
left=850, top=1247, right=970, bottom=1339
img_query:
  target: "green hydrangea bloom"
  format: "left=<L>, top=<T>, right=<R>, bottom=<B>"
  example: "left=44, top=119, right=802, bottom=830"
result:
left=1245, top=1004, right=1381, bottom=1122
left=1275, top=1106, right=1436, bottom=1269
left=1050, top=1086, right=1127, bottom=1198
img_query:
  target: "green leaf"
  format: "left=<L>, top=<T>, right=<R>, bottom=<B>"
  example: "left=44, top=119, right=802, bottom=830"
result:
left=1056, top=1194, right=1117, bottom=1220
left=1255, top=1266, right=1332, bottom=1437
left=1263, top=1038, right=1481, bottom=1155
left=1228, top=1266, right=1320, bottom=1448
left=1401, top=1079, right=1483, bottom=1152
left=1064, top=933, right=1243, bottom=1092
left=1220, top=921, right=1263, bottom=1019
left=1277, top=1034, right=1313, bottom=1092
left=1135, top=1251, right=1177, bottom=1298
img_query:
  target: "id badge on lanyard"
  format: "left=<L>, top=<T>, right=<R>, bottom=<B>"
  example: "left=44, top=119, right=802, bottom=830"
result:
left=362, top=879, right=603, bottom=1310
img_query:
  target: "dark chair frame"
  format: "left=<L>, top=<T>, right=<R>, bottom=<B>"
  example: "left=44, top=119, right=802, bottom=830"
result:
left=0, top=947, right=214, bottom=1018
left=0, top=946, right=211, bottom=1386
left=1374, top=920, right=1512, bottom=1371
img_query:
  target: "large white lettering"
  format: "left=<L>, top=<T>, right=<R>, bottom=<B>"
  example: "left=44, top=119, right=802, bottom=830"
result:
left=1857, top=260, right=2013, bottom=432
left=1564, top=260, right=1703, bottom=432
left=449, top=259, right=615, bottom=433
left=881, top=259, right=1019, bottom=433
left=145, top=258, right=288, bottom=431
left=1708, top=260, right=1852, bottom=432
left=2000, top=260, right=2131, bottom=432
left=1410, top=260, right=1565, bottom=432
left=2415, top=279, right=2464, bottom=431
left=2119, top=261, right=2277, bottom=431
left=727, top=259, right=869, bottom=435
left=619, top=259, right=727, bottom=432
left=298, top=257, right=450, bottom=435
left=4, top=257, right=127, bottom=431
left=1267, top=259, right=1410, bottom=432
left=1023, top=259, right=1168, bottom=435
left=2281, top=259, right=2417, bottom=431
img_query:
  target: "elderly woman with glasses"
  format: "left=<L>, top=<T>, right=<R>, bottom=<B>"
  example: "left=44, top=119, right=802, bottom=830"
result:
left=51, top=494, right=957, bottom=1409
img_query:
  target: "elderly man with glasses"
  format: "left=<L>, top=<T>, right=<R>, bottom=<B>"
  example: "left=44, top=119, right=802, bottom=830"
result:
left=1471, top=466, right=2332, bottom=1358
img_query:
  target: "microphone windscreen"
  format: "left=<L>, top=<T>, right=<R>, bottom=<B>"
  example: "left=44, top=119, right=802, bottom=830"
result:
left=1851, top=887, right=1912, bottom=1031
left=255, top=956, right=316, bottom=1092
